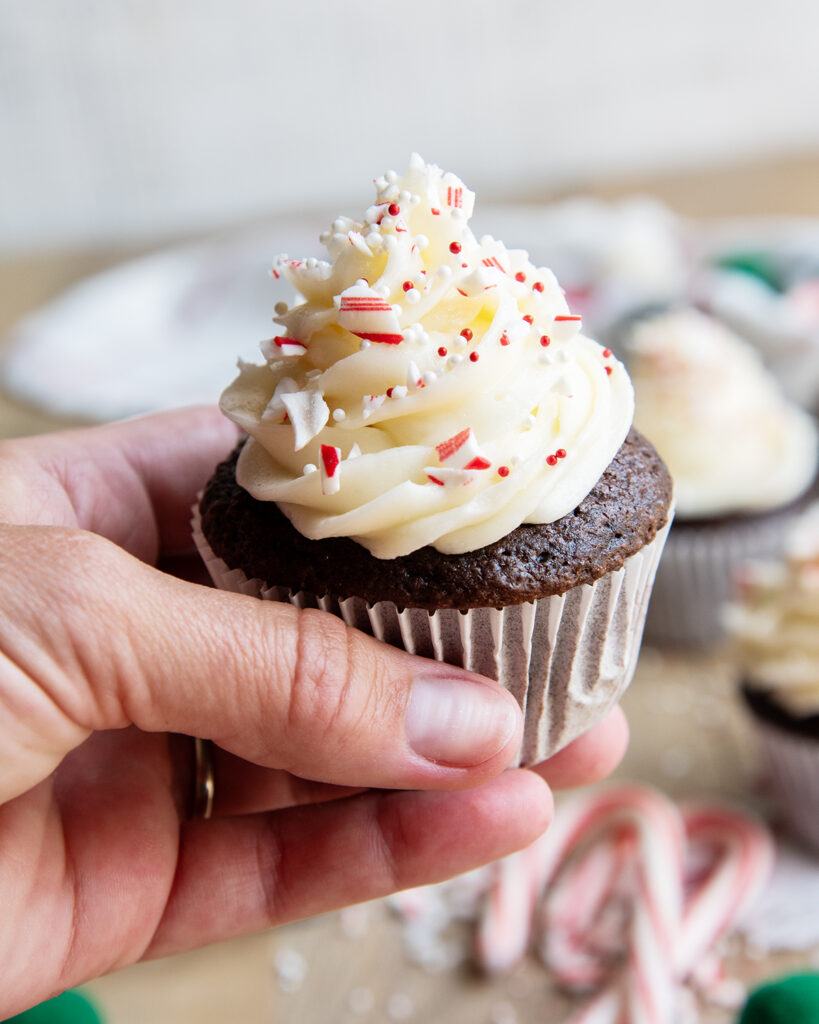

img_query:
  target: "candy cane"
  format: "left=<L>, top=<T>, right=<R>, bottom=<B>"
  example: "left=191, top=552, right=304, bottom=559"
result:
left=428, top=785, right=774, bottom=1024
left=677, top=804, right=774, bottom=986
left=535, top=788, right=772, bottom=1023
left=475, top=830, right=555, bottom=975
left=541, top=787, right=684, bottom=1024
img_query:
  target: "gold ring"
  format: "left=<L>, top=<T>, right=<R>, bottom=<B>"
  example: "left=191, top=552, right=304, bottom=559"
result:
left=192, top=738, right=215, bottom=819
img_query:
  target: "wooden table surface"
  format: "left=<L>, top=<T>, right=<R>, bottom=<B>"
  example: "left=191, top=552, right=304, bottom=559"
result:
left=3, top=151, right=819, bottom=1023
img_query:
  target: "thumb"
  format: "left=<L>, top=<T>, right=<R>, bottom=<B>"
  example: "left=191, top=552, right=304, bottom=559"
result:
left=0, top=524, right=523, bottom=802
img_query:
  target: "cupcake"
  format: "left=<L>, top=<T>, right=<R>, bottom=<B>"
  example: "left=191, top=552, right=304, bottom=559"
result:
left=196, top=155, right=673, bottom=764
left=623, top=307, right=818, bottom=649
left=725, top=503, right=819, bottom=853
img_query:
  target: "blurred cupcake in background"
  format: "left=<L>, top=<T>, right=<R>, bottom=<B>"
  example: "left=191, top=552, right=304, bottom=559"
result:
left=725, top=504, right=819, bottom=854
left=695, top=234, right=819, bottom=415
left=623, top=306, right=818, bottom=648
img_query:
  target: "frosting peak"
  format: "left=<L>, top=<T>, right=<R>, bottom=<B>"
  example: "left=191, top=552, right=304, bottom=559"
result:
left=221, top=157, right=634, bottom=558
left=725, top=502, right=819, bottom=715
left=626, top=309, right=818, bottom=519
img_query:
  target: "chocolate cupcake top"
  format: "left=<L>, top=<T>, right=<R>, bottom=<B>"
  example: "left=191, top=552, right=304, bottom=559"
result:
left=200, top=428, right=672, bottom=609
left=219, top=156, right=634, bottom=559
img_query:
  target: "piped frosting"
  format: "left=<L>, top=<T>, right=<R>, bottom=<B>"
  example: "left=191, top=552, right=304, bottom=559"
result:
left=221, top=156, right=634, bottom=559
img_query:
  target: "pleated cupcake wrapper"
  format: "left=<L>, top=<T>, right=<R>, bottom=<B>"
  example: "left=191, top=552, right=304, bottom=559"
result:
left=643, top=513, right=791, bottom=650
left=192, top=507, right=670, bottom=765
left=753, top=719, right=819, bottom=855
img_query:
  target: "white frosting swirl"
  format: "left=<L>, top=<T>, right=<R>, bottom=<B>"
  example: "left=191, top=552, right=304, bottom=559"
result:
left=725, top=503, right=819, bottom=715
left=221, top=156, right=634, bottom=559
left=626, top=309, right=818, bottom=519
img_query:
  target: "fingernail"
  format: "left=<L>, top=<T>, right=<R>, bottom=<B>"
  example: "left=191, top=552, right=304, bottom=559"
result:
left=406, top=673, right=519, bottom=767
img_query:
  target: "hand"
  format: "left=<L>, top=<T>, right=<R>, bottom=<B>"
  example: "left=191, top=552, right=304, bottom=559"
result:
left=0, top=406, right=628, bottom=1015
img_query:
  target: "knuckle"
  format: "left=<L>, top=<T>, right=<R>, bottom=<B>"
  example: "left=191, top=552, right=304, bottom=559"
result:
left=369, top=796, right=407, bottom=892
left=287, top=608, right=356, bottom=739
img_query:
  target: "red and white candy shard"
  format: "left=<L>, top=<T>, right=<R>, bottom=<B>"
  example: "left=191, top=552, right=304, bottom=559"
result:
left=347, top=231, right=373, bottom=255
left=362, top=393, right=386, bottom=416
left=435, top=427, right=491, bottom=472
left=337, top=283, right=403, bottom=344
left=261, top=335, right=308, bottom=359
left=406, top=360, right=423, bottom=391
left=320, top=444, right=341, bottom=495
left=549, top=315, right=583, bottom=344
left=281, top=389, right=330, bottom=450
left=441, top=171, right=475, bottom=218
left=424, top=467, right=477, bottom=488
left=261, top=376, right=298, bottom=422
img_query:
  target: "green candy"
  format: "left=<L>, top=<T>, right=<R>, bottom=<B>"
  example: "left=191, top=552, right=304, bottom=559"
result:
left=4, top=990, right=102, bottom=1024
left=739, top=973, right=819, bottom=1024
left=715, top=251, right=784, bottom=292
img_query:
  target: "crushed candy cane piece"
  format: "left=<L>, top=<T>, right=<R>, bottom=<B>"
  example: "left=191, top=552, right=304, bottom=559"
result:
left=261, top=335, right=307, bottom=359
left=320, top=444, right=341, bottom=494
left=281, top=389, right=330, bottom=450
left=337, top=283, right=403, bottom=344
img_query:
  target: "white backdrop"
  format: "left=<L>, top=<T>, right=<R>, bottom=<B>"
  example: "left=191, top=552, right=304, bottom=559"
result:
left=3, top=0, right=819, bottom=252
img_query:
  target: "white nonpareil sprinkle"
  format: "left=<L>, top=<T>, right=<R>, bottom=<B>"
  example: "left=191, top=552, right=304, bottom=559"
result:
left=332, top=408, right=346, bottom=422
left=274, top=301, right=288, bottom=315
left=302, top=463, right=317, bottom=475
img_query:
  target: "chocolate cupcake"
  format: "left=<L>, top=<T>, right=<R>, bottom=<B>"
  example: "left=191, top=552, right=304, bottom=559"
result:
left=195, top=156, right=673, bottom=763
left=624, top=308, right=818, bottom=649
left=725, top=503, right=819, bottom=853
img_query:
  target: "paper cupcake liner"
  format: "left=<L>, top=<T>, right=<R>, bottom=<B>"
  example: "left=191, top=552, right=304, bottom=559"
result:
left=753, top=719, right=819, bottom=855
left=192, top=508, right=669, bottom=765
left=643, top=513, right=791, bottom=650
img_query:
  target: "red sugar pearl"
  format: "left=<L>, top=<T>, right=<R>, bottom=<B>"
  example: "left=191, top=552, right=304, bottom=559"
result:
left=388, top=203, right=400, bottom=216
left=437, top=346, right=448, bottom=357
left=533, top=281, right=545, bottom=292
left=603, top=348, right=612, bottom=358
left=386, top=387, right=394, bottom=397
left=556, top=448, right=567, bottom=459
left=540, top=335, right=551, bottom=347
left=498, top=465, right=510, bottom=478
left=515, top=271, right=526, bottom=282
left=402, top=280, right=413, bottom=292
left=523, top=314, right=534, bottom=324
left=546, top=454, right=558, bottom=466
left=605, top=366, right=613, bottom=375
left=469, top=352, right=479, bottom=362
left=449, top=241, right=462, bottom=254
left=460, top=328, right=473, bottom=341
left=500, top=332, right=510, bottom=346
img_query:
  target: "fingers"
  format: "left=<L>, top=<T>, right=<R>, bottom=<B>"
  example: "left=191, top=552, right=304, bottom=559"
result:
left=0, top=525, right=524, bottom=801
left=530, top=706, right=630, bottom=790
left=200, top=744, right=365, bottom=816
left=0, top=406, right=239, bottom=561
left=146, top=768, right=553, bottom=959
